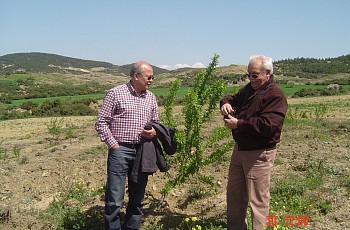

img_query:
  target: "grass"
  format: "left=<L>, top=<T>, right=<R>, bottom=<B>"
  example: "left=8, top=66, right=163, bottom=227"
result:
left=38, top=111, right=345, bottom=230
left=0, top=141, right=23, bottom=162
left=268, top=164, right=332, bottom=228
left=1, top=91, right=349, bottom=229
left=7, top=87, right=191, bottom=107
left=150, top=86, right=192, bottom=97
left=84, top=144, right=106, bottom=155
left=280, top=84, right=328, bottom=96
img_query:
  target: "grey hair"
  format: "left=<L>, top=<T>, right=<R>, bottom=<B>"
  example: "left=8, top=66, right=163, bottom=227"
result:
left=249, top=55, right=273, bottom=74
left=130, top=61, right=151, bottom=77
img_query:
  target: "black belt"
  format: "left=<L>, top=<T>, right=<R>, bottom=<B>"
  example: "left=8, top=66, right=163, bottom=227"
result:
left=237, top=144, right=276, bottom=151
left=118, top=142, right=140, bottom=149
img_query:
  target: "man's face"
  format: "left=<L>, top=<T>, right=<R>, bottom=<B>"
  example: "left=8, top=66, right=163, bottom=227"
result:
left=247, top=61, right=270, bottom=90
left=136, top=65, right=154, bottom=91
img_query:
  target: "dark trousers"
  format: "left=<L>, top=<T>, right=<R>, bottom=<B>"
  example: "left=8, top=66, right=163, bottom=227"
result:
left=105, top=146, right=148, bottom=230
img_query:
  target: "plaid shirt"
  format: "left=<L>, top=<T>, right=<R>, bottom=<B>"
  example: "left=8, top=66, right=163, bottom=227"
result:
left=95, top=82, right=159, bottom=149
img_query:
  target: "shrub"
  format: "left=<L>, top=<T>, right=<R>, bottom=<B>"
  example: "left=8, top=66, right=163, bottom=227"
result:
left=160, top=54, right=231, bottom=197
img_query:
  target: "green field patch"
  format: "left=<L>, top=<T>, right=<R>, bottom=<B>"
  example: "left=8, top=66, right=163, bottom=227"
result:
left=150, top=86, right=190, bottom=97
left=7, top=84, right=350, bottom=107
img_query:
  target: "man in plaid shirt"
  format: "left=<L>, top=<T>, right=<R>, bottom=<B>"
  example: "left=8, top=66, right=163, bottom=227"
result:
left=95, top=61, right=159, bottom=230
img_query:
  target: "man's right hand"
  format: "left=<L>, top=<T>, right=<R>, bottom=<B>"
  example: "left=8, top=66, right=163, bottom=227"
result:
left=111, top=143, right=120, bottom=149
left=221, top=103, right=234, bottom=116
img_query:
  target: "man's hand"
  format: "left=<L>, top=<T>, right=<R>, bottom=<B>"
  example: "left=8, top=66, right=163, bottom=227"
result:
left=221, top=103, right=234, bottom=117
left=224, top=114, right=238, bottom=129
left=111, top=143, right=120, bottom=149
left=141, top=127, right=157, bottom=139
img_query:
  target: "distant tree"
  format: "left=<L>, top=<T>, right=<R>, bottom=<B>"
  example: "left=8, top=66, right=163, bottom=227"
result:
left=20, top=101, right=39, bottom=111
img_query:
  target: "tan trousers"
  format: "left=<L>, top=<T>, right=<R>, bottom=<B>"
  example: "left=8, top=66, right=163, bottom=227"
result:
left=227, top=144, right=276, bottom=230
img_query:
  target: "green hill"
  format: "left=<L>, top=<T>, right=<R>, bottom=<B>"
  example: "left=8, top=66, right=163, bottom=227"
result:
left=0, top=52, right=169, bottom=76
left=271, top=54, right=350, bottom=85
left=274, top=54, right=350, bottom=77
left=118, top=63, right=170, bottom=76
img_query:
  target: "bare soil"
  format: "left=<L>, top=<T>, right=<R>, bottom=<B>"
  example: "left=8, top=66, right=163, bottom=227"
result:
left=0, top=95, right=350, bottom=229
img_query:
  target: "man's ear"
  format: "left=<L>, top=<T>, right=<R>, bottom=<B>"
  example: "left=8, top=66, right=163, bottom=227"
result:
left=266, top=69, right=271, bottom=76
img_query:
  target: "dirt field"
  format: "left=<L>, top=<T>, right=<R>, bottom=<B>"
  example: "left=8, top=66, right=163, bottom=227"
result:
left=0, top=95, right=349, bottom=229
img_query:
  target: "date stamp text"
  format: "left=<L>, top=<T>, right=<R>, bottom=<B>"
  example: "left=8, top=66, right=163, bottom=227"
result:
left=266, top=215, right=309, bottom=227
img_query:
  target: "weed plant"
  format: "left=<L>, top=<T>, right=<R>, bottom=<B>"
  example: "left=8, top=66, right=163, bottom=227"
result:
left=65, top=123, right=79, bottom=143
left=12, top=145, right=20, bottom=158
left=284, top=104, right=327, bottom=126
left=0, top=143, right=9, bottom=161
left=46, top=118, right=64, bottom=144
left=0, top=141, right=24, bottom=162
left=0, top=207, right=10, bottom=224
left=40, top=180, right=105, bottom=229
left=266, top=152, right=338, bottom=228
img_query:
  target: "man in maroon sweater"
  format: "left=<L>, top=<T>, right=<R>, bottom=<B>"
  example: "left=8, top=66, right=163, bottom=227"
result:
left=220, top=55, right=288, bottom=230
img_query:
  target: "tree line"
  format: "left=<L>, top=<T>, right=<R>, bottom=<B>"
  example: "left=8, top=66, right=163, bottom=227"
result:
left=274, top=55, right=350, bottom=78
left=0, top=76, right=107, bottom=104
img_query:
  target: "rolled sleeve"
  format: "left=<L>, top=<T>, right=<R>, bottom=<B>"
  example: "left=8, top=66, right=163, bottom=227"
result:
left=95, top=90, right=118, bottom=148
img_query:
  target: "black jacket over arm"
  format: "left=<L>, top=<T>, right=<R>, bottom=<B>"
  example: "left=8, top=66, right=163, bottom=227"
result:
left=131, top=121, right=177, bottom=183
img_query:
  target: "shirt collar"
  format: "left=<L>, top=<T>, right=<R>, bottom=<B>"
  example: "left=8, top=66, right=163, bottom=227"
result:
left=127, top=81, right=147, bottom=97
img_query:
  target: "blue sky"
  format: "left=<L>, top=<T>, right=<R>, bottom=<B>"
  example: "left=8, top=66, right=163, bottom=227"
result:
left=1, top=0, right=349, bottom=69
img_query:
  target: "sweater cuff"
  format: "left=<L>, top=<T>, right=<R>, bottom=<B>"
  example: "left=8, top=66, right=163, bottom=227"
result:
left=220, top=98, right=230, bottom=108
left=236, top=119, right=244, bottom=129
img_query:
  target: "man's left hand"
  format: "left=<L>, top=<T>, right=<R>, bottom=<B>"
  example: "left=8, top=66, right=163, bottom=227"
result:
left=141, top=127, right=157, bottom=139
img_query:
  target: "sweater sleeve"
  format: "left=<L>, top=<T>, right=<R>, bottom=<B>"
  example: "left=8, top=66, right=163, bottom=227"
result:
left=237, top=92, right=288, bottom=138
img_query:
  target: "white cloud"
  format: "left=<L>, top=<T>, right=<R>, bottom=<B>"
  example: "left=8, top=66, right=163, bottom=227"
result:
left=174, top=64, right=190, bottom=69
left=157, top=62, right=205, bottom=70
left=191, top=62, right=206, bottom=68
left=157, top=64, right=173, bottom=70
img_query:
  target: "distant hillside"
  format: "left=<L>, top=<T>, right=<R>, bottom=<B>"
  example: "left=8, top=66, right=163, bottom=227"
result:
left=153, top=63, right=247, bottom=87
left=1, top=52, right=349, bottom=86
left=119, top=63, right=170, bottom=76
left=153, top=55, right=350, bottom=87
left=274, top=54, right=350, bottom=78
left=0, top=52, right=169, bottom=76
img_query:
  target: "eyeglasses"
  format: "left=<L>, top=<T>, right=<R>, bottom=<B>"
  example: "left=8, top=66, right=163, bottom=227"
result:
left=138, top=73, right=154, bottom=80
left=246, top=72, right=261, bottom=79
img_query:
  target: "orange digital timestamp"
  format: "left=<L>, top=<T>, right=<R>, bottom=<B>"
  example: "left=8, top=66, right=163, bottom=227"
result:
left=266, top=215, right=309, bottom=227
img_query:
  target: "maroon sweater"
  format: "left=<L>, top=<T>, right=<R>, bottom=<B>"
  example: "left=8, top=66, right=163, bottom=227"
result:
left=220, top=76, right=288, bottom=150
